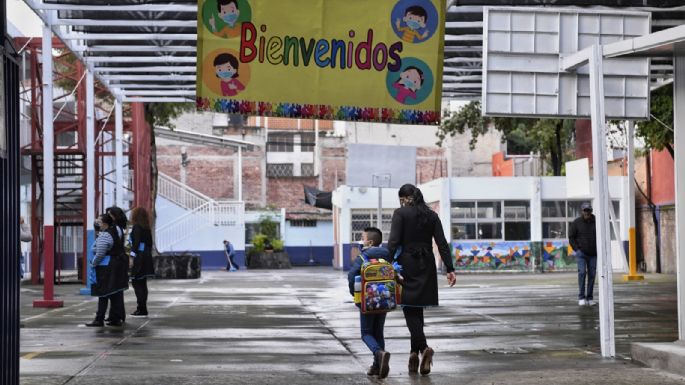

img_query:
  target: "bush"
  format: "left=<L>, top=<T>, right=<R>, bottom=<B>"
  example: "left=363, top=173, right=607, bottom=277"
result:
left=251, top=234, right=267, bottom=253
left=271, top=239, right=284, bottom=252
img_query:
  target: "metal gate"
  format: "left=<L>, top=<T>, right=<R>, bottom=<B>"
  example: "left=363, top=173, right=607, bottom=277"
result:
left=1, top=29, right=22, bottom=385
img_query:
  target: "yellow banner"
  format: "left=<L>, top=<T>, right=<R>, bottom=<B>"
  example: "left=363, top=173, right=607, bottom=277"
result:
left=196, top=0, right=445, bottom=124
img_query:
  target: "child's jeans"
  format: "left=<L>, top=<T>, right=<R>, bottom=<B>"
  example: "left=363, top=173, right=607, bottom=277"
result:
left=360, top=311, right=387, bottom=367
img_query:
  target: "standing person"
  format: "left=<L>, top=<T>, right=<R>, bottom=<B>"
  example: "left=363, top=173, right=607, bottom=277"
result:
left=387, top=184, right=456, bottom=376
left=86, top=214, right=127, bottom=327
left=129, top=207, right=155, bottom=317
left=223, top=240, right=238, bottom=271
left=569, top=202, right=597, bottom=306
left=19, top=216, right=32, bottom=278
left=106, top=206, right=130, bottom=323
left=347, top=227, right=392, bottom=378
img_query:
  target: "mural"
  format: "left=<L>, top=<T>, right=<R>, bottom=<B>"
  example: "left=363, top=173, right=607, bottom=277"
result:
left=453, top=242, right=533, bottom=271
left=541, top=241, right=576, bottom=272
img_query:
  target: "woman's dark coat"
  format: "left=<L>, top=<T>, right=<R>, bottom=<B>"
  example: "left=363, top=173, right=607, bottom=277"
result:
left=387, top=206, right=454, bottom=307
left=130, top=224, right=155, bottom=279
left=91, top=226, right=129, bottom=297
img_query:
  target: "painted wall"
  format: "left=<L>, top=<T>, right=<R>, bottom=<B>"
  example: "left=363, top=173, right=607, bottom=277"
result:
left=284, top=220, right=333, bottom=247
left=492, top=152, right=514, bottom=177
left=650, top=149, right=675, bottom=205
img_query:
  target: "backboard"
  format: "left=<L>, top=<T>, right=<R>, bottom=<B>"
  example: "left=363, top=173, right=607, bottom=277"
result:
left=345, top=144, right=416, bottom=188
left=482, top=7, right=651, bottom=119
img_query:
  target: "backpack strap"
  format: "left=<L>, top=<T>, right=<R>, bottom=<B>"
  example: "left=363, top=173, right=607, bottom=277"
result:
left=358, top=252, right=369, bottom=263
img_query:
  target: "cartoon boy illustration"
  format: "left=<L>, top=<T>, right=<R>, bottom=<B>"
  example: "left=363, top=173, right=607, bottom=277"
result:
left=214, top=53, right=245, bottom=97
left=392, top=66, right=424, bottom=104
left=209, top=0, right=241, bottom=37
left=395, top=5, right=429, bottom=43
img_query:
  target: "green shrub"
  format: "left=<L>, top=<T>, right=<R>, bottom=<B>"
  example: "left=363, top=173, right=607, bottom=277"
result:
left=271, top=239, right=284, bottom=252
left=251, top=233, right=267, bottom=253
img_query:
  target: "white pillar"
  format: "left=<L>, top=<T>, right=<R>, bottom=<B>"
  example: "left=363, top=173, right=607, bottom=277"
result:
left=315, top=120, right=322, bottom=189
left=86, top=72, right=95, bottom=225
left=589, top=44, right=616, bottom=357
left=42, top=26, right=54, bottom=229
left=115, top=98, right=124, bottom=208
left=627, top=122, right=636, bottom=232
left=674, top=51, right=685, bottom=339
left=237, top=146, right=243, bottom=201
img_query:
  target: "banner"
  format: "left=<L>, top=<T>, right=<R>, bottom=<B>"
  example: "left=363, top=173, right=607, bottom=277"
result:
left=196, top=0, right=445, bottom=125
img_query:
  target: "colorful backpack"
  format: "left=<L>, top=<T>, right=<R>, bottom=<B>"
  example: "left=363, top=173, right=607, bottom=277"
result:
left=354, top=252, right=401, bottom=314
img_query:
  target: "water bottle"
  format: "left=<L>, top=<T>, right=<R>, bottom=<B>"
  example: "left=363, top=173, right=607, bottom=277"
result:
left=354, top=275, right=362, bottom=304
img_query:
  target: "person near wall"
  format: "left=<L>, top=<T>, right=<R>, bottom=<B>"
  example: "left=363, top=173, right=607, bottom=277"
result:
left=86, top=213, right=128, bottom=327
left=129, top=207, right=155, bottom=317
left=223, top=240, right=238, bottom=271
left=19, top=216, right=31, bottom=279
left=106, top=206, right=130, bottom=323
left=569, top=202, right=598, bottom=307
left=387, top=184, right=456, bottom=376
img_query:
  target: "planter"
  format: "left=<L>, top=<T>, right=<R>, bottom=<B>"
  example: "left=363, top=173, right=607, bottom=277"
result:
left=247, top=251, right=291, bottom=269
left=154, top=252, right=202, bottom=279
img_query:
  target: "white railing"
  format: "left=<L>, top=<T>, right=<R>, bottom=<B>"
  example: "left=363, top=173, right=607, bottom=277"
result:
left=158, top=172, right=213, bottom=211
left=156, top=173, right=245, bottom=251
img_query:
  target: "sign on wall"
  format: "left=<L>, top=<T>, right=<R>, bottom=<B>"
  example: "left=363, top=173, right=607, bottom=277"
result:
left=196, top=0, right=445, bottom=125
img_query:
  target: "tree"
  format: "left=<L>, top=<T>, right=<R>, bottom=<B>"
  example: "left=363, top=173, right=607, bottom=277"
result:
left=637, top=83, right=673, bottom=158
left=437, top=101, right=574, bottom=176
left=144, top=103, right=194, bottom=254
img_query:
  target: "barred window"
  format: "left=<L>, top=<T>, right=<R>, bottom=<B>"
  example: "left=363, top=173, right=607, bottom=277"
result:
left=350, top=209, right=393, bottom=243
left=266, top=163, right=294, bottom=178
left=267, top=133, right=294, bottom=152
left=291, top=219, right=317, bottom=227
left=301, top=163, right=315, bottom=177
left=300, top=133, right=315, bottom=152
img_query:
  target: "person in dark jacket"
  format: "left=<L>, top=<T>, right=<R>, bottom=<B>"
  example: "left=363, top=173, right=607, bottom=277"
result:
left=347, top=227, right=391, bottom=378
left=106, top=206, right=130, bottom=323
left=569, top=202, right=597, bottom=306
left=129, top=207, right=155, bottom=317
left=86, top=213, right=127, bottom=327
left=387, top=184, right=456, bottom=376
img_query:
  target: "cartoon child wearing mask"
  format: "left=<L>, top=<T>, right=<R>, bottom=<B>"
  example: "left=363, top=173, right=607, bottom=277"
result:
left=395, top=5, right=429, bottom=43
left=209, top=0, right=241, bottom=38
left=392, top=66, right=424, bottom=104
left=214, top=53, right=245, bottom=97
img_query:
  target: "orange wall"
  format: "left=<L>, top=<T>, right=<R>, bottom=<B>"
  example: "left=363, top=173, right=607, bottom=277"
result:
left=650, top=149, right=675, bottom=205
left=492, top=152, right=513, bottom=176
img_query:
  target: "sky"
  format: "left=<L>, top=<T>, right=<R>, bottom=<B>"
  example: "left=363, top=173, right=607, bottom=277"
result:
left=7, top=0, right=43, bottom=37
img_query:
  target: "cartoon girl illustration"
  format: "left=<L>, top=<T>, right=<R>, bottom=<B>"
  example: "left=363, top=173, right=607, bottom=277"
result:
left=214, top=53, right=245, bottom=97
left=392, top=66, right=424, bottom=104
left=209, top=0, right=241, bottom=38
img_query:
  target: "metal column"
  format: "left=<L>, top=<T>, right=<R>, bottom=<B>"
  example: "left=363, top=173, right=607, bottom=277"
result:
left=80, top=71, right=95, bottom=295
left=34, top=25, right=63, bottom=308
left=624, top=121, right=643, bottom=281
left=589, top=44, right=615, bottom=357
left=115, top=98, right=124, bottom=208
left=674, top=49, right=685, bottom=339
left=237, top=145, right=243, bottom=201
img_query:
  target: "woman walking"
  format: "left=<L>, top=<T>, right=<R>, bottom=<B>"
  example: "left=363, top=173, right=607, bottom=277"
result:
left=129, top=207, right=155, bottom=317
left=387, top=184, right=456, bottom=375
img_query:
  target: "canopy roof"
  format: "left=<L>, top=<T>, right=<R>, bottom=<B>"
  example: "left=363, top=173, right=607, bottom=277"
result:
left=24, top=0, right=682, bottom=102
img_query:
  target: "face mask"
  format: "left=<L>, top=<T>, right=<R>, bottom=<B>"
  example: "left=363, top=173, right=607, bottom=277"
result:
left=407, top=20, right=421, bottom=30
left=218, top=70, right=235, bottom=79
left=401, top=78, right=415, bottom=90
left=222, top=13, right=238, bottom=24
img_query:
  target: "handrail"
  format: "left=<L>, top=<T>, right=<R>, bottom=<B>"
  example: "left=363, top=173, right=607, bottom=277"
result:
left=158, top=172, right=213, bottom=202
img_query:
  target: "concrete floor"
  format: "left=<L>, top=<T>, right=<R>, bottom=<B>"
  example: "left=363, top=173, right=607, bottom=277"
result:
left=19, top=268, right=684, bottom=385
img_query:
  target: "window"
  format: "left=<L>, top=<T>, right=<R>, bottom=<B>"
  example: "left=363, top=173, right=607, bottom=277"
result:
left=267, top=133, right=294, bottom=152
left=246, top=222, right=281, bottom=244
left=300, top=133, right=315, bottom=152
left=350, top=209, right=393, bottom=243
left=301, top=163, right=315, bottom=177
left=451, top=201, right=504, bottom=241
left=291, top=219, right=316, bottom=227
left=542, top=200, right=567, bottom=239
left=504, top=200, right=530, bottom=241
left=266, top=163, right=294, bottom=178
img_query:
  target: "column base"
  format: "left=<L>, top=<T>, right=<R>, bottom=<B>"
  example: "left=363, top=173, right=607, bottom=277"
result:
left=33, top=300, right=64, bottom=308
left=622, top=274, right=645, bottom=282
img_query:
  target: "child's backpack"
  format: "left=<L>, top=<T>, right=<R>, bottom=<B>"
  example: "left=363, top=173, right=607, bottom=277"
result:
left=354, top=253, right=401, bottom=314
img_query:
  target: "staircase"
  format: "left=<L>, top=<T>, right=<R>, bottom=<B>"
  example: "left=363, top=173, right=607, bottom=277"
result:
left=156, top=172, right=244, bottom=252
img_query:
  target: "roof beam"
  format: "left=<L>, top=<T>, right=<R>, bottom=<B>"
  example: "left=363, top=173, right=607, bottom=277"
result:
left=122, top=97, right=193, bottom=103
left=443, top=75, right=482, bottom=82
left=445, top=21, right=483, bottom=28
left=101, top=74, right=196, bottom=81
left=62, top=33, right=197, bottom=41
left=114, top=84, right=196, bottom=89
left=86, top=56, right=196, bottom=63
left=71, top=45, right=196, bottom=53
left=95, top=66, right=197, bottom=73
left=123, top=90, right=196, bottom=96
left=445, top=34, right=484, bottom=42
left=443, top=67, right=482, bottom=73
left=30, top=3, right=197, bottom=12
left=54, top=19, right=196, bottom=28
left=445, top=57, right=482, bottom=64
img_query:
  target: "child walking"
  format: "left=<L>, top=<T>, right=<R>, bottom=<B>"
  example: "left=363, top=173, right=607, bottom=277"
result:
left=348, top=227, right=391, bottom=378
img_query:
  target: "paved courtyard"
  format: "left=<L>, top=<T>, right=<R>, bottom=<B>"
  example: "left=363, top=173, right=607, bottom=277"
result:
left=19, top=268, right=684, bottom=385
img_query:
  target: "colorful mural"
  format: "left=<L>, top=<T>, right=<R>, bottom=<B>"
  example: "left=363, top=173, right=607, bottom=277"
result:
left=541, top=241, right=576, bottom=272
left=453, top=242, right=533, bottom=271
